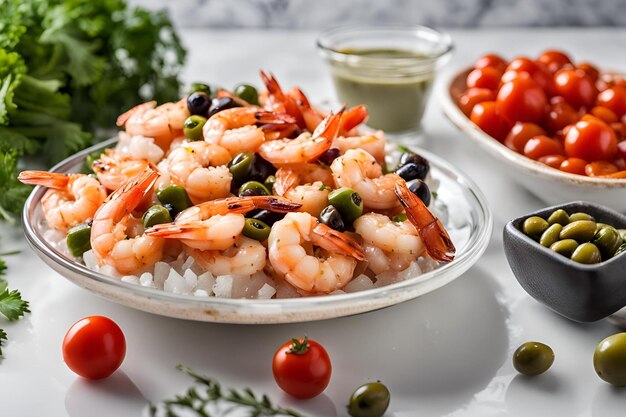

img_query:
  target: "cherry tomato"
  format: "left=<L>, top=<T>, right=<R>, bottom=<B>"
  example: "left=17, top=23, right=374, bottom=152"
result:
left=538, top=154, right=566, bottom=169
left=474, top=53, right=507, bottom=73
left=564, top=118, right=617, bottom=161
left=617, top=141, right=626, bottom=160
left=544, top=96, right=579, bottom=133
left=505, top=57, right=552, bottom=92
left=470, top=101, right=508, bottom=141
left=62, top=316, right=126, bottom=380
left=597, top=86, right=626, bottom=118
left=272, top=337, right=332, bottom=399
left=554, top=68, right=598, bottom=109
left=611, top=122, right=626, bottom=141
left=524, top=135, right=564, bottom=160
left=466, top=67, right=501, bottom=90
left=458, top=88, right=496, bottom=116
left=585, top=161, right=619, bottom=176
left=505, top=122, right=547, bottom=152
left=590, top=106, right=618, bottom=123
left=537, top=50, right=573, bottom=74
left=560, top=157, right=588, bottom=175
left=578, top=62, right=600, bottom=83
left=497, top=77, right=547, bottom=124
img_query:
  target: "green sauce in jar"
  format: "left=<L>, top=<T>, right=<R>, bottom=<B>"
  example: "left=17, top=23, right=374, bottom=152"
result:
left=331, top=48, right=435, bottom=133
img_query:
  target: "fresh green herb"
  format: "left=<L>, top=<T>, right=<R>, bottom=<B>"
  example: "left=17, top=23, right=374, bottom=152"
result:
left=0, top=0, right=186, bottom=221
left=150, top=365, right=305, bottom=417
left=318, top=185, right=332, bottom=192
left=0, top=328, right=6, bottom=357
left=0, top=280, right=30, bottom=321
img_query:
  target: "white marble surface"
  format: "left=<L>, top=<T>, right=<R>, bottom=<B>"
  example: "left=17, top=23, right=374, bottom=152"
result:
left=2, top=28, right=626, bottom=416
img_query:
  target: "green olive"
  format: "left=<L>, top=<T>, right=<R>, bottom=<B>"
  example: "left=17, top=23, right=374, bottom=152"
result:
left=347, top=382, right=390, bottom=417
left=228, top=152, right=254, bottom=185
left=238, top=181, right=270, bottom=197
left=571, top=242, right=602, bottom=264
left=328, top=187, right=363, bottom=225
left=183, top=115, right=207, bottom=141
left=392, top=213, right=408, bottom=222
left=592, top=225, right=623, bottom=259
left=264, top=175, right=276, bottom=192
left=618, top=229, right=626, bottom=241
left=513, top=341, right=554, bottom=376
left=594, top=333, right=626, bottom=386
left=615, top=243, right=626, bottom=257
left=546, top=209, right=570, bottom=226
left=559, top=220, right=597, bottom=242
left=233, top=83, right=259, bottom=105
left=189, top=82, right=212, bottom=96
left=550, top=239, right=579, bottom=258
left=522, top=216, right=549, bottom=239
left=539, top=224, right=563, bottom=248
left=156, top=185, right=192, bottom=214
left=85, top=151, right=104, bottom=173
left=66, top=223, right=92, bottom=258
left=242, top=218, right=270, bottom=241
left=142, top=205, right=173, bottom=228
left=569, top=212, right=595, bottom=222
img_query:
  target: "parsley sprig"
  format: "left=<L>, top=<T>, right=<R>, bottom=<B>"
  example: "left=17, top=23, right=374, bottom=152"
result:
left=150, top=365, right=305, bottom=417
left=0, top=249, right=29, bottom=358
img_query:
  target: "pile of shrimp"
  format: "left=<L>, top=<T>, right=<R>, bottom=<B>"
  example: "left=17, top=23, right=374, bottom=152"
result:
left=20, top=71, right=455, bottom=298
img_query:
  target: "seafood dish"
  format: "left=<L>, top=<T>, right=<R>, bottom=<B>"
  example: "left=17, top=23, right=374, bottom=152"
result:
left=19, top=72, right=455, bottom=299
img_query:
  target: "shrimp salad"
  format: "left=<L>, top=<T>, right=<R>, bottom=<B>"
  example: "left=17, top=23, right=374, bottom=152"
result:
left=21, top=72, right=456, bottom=299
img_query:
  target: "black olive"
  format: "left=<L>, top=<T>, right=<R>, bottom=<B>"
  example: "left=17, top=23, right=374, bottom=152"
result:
left=207, top=97, right=241, bottom=117
left=399, top=152, right=430, bottom=180
left=319, top=205, right=345, bottom=232
left=249, top=154, right=276, bottom=182
left=317, top=148, right=341, bottom=166
left=249, top=209, right=285, bottom=226
left=186, top=92, right=211, bottom=116
left=407, top=179, right=431, bottom=207
left=163, top=203, right=177, bottom=219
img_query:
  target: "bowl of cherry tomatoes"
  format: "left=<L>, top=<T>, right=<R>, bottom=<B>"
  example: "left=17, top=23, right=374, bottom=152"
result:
left=440, top=49, right=626, bottom=211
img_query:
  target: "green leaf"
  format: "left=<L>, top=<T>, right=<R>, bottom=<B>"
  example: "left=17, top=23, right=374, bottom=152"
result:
left=0, top=287, right=30, bottom=321
left=0, top=151, right=32, bottom=222
left=0, top=328, right=6, bottom=356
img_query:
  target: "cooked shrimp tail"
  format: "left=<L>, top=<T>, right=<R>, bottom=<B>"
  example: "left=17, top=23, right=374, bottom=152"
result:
left=312, top=223, right=366, bottom=261
left=340, top=105, right=368, bottom=134
left=18, top=171, right=71, bottom=188
left=260, top=71, right=306, bottom=128
left=174, top=195, right=302, bottom=223
left=394, top=179, right=455, bottom=262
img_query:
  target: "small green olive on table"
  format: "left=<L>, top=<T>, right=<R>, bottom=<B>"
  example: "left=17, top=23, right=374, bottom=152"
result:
left=594, top=333, right=626, bottom=387
left=347, top=382, right=390, bottom=417
left=513, top=341, right=554, bottom=376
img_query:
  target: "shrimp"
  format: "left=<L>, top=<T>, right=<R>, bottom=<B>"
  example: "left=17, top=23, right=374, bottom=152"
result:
left=284, top=182, right=331, bottom=217
left=331, top=148, right=401, bottom=210
left=90, top=169, right=165, bottom=275
left=187, top=236, right=267, bottom=276
left=354, top=213, right=425, bottom=274
left=394, top=179, right=455, bottom=262
left=274, top=163, right=334, bottom=196
left=145, top=196, right=301, bottom=250
left=257, top=109, right=343, bottom=166
left=116, top=98, right=189, bottom=150
left=268, top=212, right=365, bottom=294
left=333, top=130, right=387, bottom=164
left=166, top=141, right=233, bottom=204
left=92, top=149, right=151, bottom=191
left=202, top=107, right=296, bottom=155
left=18, top=171, right=107, bottom=233
left=115, top=132, right=165, bottom=164
left=259, top=71, right=306, bottom=128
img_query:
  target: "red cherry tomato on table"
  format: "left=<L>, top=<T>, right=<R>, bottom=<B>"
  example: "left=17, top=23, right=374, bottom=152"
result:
left=505, top=122, right=546, bottom=152
left=564, top=118, right=617, bottom=161
left=505, top=57, right=552, bottom=92
left=537, top=50, right=573, bottom=74
left=474, top=53, right=507, bottom=73
left=497, top=77, right=547, bottom=124
left=560, top=157, right=588, bottom=175
left=62, top=316, right=126, bottom=380
left=544, top=96, right=579, bottom=133
left=458, top=88, right=495, bottom=116
left=590, top=106, right=619, bottom=124
left=578, top=62, right=600, bottom=83
left=554, top=69, right=598, bottom=109
left=597, top=86, right=626, bottom=118
left=470, top=101, right=509, bottom=141
left=524, top=135, right=564, bottom=160
left=585, top=161, right=618, bottom=176
left=272, top=337, right=332, bottom=399
left=466, top=67, right=501, bottom=90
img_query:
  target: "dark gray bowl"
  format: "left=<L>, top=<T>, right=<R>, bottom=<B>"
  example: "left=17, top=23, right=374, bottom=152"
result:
left=503, top=201, right=626, bottom=322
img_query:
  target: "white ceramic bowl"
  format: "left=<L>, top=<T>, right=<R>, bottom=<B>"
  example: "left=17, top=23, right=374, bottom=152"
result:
left=439, top=67, right=626, bottom=212
left=23, top=138, right=492, bottom=324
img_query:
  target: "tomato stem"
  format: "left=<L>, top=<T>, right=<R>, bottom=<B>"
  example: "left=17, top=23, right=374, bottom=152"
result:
left=287, top=336, right=309, bottom=355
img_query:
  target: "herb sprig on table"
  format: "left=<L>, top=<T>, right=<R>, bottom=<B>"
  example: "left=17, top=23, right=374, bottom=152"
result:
left=150, top=365, right=305, bottom=417
left=0, top=0, right=186, bottom=222
left=0, top=251, right=30, bottom=357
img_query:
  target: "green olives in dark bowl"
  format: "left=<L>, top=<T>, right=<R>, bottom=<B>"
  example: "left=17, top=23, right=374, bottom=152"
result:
left=503, top=201, right=626, bottom=322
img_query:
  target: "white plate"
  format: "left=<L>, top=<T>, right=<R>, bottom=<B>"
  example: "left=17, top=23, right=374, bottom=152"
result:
left=22, top=138, right=492, bottom=324
left=439, top=67, right=626, bottom=212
